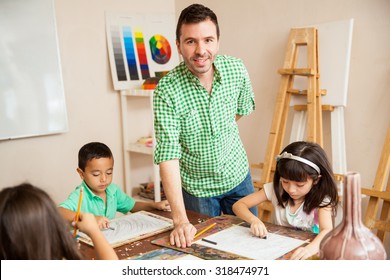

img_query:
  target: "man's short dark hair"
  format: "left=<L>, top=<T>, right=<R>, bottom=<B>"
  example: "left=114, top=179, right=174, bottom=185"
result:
left=176, top=4, right=220, bottom=42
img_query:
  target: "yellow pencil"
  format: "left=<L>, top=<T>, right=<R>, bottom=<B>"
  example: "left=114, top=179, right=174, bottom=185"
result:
left=73, top=187, right=83, bottom=238
left=194, top=222, right=217, bottom=239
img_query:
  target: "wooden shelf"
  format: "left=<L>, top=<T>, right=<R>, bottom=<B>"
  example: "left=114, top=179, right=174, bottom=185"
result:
left=126, top=143, right=153, bottom=155
left=120, top=89, right=160, bottom=202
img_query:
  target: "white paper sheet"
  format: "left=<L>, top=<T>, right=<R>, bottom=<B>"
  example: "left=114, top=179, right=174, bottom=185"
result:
left=195, top=225, right=307, bottom=260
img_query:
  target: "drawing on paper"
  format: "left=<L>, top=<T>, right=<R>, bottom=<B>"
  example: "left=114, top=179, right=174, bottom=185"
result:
left=78, top=211, right=173, bottom=248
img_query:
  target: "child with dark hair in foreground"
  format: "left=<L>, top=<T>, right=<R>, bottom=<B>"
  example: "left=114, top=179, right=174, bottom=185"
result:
left=0, top=183, right=118, bottom=259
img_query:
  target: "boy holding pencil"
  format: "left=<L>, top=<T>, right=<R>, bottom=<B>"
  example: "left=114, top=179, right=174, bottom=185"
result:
left=59, top=142, right=170, bottom=229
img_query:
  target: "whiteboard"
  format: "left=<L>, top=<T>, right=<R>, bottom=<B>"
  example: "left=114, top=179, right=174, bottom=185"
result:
left=0, top=0, right=68, bottom=140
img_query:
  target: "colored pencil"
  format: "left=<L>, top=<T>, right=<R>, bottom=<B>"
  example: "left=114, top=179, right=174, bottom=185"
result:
left=73, top=187, right=83, bottom=238
left=194, top=222, right=217, bottom=239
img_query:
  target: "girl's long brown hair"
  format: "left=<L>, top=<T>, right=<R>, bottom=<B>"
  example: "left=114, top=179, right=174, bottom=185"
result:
left=0, top=183, right=82, bottom=260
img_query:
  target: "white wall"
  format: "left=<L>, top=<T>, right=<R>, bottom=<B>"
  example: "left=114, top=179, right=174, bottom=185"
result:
left=0, top=0, right=388, bottom=256
left=0, top=0, right=174, bottom=203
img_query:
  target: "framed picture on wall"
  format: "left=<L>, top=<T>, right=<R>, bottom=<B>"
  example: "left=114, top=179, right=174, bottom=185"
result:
left=105, top=12, right=180, bottom=90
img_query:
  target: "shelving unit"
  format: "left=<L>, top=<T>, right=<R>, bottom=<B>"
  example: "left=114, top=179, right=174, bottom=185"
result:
left=120, top=89, right=161, bottom=202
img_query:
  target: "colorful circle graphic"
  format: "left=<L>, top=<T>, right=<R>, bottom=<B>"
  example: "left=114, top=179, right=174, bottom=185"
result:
left=149, top=34, right=171, bottom=65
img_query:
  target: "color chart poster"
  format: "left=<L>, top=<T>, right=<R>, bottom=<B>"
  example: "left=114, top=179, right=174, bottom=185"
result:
left=106, top=12, right=179, bottom=90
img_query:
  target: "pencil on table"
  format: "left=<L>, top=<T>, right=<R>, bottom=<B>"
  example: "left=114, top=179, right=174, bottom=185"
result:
left=194, top=222, right=217, bottom=239
left=73, top=187, right=83, bottom=238
left=201, top=238, right=218, bottom=245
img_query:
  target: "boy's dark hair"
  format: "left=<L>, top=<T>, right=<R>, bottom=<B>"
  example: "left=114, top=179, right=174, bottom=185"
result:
left=176, top=3, right=220, bottom=42
left=78, top=142, right=113, bottom=171
left=273, top=141, right=339, bottom=214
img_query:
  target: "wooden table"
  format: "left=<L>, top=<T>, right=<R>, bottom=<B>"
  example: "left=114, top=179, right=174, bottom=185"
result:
left=79, top=210, right=317, bottom=260
left=79, top=210, right=210, bottom=260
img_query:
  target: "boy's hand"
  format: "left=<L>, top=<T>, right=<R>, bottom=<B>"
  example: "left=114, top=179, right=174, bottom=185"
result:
left=95, top=216, right=111, bottom=229
left=154, top=200, right=171, bottom=211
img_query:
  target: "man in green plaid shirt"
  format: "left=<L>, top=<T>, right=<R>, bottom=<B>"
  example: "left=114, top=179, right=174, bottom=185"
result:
left=153, top=4, right=257, bottom=248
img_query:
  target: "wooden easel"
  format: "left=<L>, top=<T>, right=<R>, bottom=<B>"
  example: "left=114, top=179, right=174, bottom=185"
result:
left=288, top=19, right=354, bottom=198
left=253, top=28, right=324, bottom=221
left=361, top=125, right=390, bottom=242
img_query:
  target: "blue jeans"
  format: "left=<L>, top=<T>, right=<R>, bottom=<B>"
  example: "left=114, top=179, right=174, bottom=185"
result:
left=182, top=171, right=258, bottom=217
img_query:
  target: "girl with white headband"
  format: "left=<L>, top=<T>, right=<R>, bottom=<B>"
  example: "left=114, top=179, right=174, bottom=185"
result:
left=233, top=141, right=338, bottom=260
